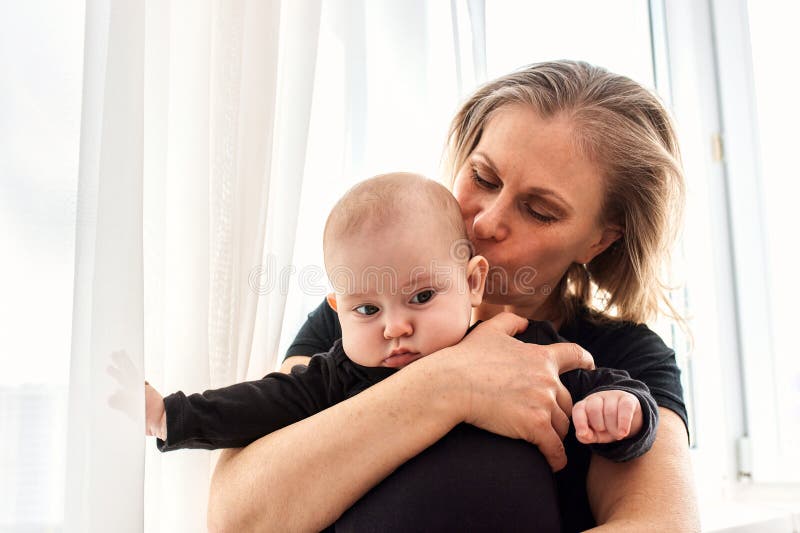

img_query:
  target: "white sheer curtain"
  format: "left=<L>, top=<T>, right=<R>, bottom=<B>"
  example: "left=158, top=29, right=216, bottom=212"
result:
left=277, top=0, right=485, bottom=345
left=65, top=0, right=479, bottom=531
left=66, top=0, right=320, bottom=531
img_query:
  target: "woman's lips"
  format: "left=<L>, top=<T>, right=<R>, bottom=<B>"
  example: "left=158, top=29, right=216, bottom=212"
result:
left=381, top=351, right=422, bottom=368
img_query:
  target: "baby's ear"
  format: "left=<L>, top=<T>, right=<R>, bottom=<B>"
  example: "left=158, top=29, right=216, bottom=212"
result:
left=326, top=293, right=338, bottom=312
left=466, top=255, right=489, bottom=307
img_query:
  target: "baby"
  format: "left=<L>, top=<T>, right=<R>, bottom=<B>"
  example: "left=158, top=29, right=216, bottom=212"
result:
left=145, top=173, right=657, bottom=461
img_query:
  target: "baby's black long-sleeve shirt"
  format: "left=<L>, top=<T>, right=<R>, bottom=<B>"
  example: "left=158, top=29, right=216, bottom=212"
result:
left=157, top=320, right=658, bottom=462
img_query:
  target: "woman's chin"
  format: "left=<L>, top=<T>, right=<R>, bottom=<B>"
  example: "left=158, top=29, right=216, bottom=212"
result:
left=482, top=284, right=536, bottom=304
left=479, top=289, right=555, bottom=320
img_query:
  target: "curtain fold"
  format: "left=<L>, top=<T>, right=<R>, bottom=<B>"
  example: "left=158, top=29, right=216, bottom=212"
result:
left=66, top=1, right=145, bottom=530
left=67, top=1, right=467, bottom=530
left=245, top=0, right=321, bottom=383
left=68, top=1, right=318, bottom=531
left=145, top=2, right=214, bottom=529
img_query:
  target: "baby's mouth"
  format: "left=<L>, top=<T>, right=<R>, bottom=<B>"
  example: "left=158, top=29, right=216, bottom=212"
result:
left=382, top=351, right=422, bottom=368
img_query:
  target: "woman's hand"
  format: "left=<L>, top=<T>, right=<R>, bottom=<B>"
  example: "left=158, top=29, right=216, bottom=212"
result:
left=428, top=312, right=595, bottom=471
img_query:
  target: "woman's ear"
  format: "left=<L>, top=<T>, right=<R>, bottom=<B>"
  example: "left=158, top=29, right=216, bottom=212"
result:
left=465, top=255, right=489, bottom=307
left=326, top=293, right=338, bottom=312
left=577, top=225, right=622, bottom=265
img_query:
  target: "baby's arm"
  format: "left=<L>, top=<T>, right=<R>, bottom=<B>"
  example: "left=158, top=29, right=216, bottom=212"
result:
left=572, top=389, right=641, bottom=444
left=559, top=367, right=658, bottom=462
left=145, top=381, right=167, bottom=440
left=143, top=353, right=344, bottom=452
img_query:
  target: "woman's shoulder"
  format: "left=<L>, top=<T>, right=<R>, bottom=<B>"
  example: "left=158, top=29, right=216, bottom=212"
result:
left=284, top=298, right=342, bottom=360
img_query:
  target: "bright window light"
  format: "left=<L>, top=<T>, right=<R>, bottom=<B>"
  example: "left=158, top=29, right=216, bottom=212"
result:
left=0, top=0, right=85, bottom=528
left=747, top=0, right=800, bottom=459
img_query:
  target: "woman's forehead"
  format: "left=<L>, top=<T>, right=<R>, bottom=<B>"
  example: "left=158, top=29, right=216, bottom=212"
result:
left=478, top=106, right=580, bottom=171
left=472, top=106, right=603, bottom=209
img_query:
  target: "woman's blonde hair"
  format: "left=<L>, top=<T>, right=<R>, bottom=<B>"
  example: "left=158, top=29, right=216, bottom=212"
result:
left=445, top=60, right=685, bottom=325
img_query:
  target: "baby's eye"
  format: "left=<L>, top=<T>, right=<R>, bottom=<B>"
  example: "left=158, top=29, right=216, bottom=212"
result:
left=410, top=289, right=435, bottom=304
left=354, top=304, right=380, bottom=316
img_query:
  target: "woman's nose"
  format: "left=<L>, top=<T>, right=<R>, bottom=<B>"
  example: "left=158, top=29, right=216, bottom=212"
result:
left=472, top=198, right=510, bottom=241
left=384, top=313, right=413, bottom=339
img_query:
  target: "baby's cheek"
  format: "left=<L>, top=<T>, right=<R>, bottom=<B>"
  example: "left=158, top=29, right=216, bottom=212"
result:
left=427, top=306, right=471, bottom=352
left=341, top=327, right=376, bottom=366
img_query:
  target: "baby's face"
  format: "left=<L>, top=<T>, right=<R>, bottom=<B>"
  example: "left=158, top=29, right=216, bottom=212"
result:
left=327, top=226, right=476, bottom=368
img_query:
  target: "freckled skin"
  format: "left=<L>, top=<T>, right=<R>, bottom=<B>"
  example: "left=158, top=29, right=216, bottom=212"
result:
left=452, top=104, right=619, bottom=320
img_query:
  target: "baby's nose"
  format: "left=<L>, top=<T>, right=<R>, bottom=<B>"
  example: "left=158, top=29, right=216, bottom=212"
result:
left=383, top=314, right=413, bottom=339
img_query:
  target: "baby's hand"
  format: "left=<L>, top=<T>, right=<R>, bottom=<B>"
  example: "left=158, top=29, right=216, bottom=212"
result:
left=145, top=381, right=167, bottom=440
left=572, top=390, right=642, bottom=444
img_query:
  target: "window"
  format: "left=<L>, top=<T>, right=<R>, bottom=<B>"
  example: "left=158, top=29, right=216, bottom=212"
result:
left=0, top=0, right=85, bottom=528
left=746, top=0, right=800, bottom=469
left=6, top=2, right=797, bottom=530
left=711, top=0, right=800, bottom=483
left=485, top=0, right=654, bottom=88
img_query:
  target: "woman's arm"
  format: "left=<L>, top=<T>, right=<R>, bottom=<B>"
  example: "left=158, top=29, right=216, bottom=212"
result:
left=207, top=313, right=595, bottom=532
left=586, top=408, right=700, bottom=532
left=209, top=359, right=461, bottom=532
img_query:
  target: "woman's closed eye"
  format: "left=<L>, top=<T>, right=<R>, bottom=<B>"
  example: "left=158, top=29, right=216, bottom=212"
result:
left=473, top=169, right=558, bottom=224
left=410, top=289, right=435, bottom=304
left=471, top=169, right=497, bottom=190
left=523, top=203, right=558, bottom=224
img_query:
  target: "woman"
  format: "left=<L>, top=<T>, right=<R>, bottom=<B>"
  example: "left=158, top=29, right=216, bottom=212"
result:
left=208, top=61, right=699, bottom=532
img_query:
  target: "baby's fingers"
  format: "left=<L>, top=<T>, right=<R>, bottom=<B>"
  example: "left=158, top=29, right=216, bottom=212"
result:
left=585, top=394, right=606, bottom=435
left=602, top=393, right=621, bottom=438
left=616, top=394, right=639, bottom=437
left=572, top=400, right=595, bottom=443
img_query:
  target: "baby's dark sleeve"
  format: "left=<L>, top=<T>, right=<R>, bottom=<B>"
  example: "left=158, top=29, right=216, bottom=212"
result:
left=559, top=368, right=659, bottom=462
left=157, top=354, right=344, bottom=451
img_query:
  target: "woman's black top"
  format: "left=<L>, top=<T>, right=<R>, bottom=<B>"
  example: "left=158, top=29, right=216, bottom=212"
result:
left=286, top=299, right=689, bottom=532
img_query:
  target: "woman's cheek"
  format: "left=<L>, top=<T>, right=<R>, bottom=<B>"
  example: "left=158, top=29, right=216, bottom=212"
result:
left=453, top=182, right=479, bottom=220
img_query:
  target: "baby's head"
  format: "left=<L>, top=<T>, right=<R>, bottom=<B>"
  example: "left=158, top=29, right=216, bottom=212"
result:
left=323, top=173, right=488, bottom=368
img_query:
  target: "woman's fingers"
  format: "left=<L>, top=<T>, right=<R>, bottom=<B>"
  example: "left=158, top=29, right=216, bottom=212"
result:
left=528, top=424, right=568, bottom=472
left=445, top=313, right=592, bottom=466
left=550, top=342, right=595, bottom=373
left=551, top=399, right=571, bottom=440
left=555, top=381, right=574, bottom=419
left=487, top=311, right=530, bottom=336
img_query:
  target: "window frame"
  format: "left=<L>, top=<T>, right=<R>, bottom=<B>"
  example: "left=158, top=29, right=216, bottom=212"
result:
left=657, top=0, right=749, bottom=488
left=708, top=0, right=797, bottom=484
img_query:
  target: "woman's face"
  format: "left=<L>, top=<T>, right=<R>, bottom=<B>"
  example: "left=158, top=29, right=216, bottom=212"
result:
left=452, top=104, right=619, bottom=311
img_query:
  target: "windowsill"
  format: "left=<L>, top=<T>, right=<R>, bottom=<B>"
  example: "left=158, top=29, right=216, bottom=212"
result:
left=700, top=483, right=800, bottom=532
